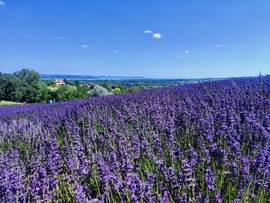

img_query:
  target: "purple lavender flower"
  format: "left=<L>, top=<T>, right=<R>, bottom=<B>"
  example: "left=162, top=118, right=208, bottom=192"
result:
left=205, top=166, right=215, bottom=191
left=74, top=184, right=89, bottom=202
left=177, top=193, right=187, bottom=203
left=0, top=75, right=270, bottom=202
left=214, top=189, right=222, bottom=203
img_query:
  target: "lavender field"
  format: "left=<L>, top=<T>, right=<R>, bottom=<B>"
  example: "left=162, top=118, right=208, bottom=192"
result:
left=0, top=76, right=270, bottom=203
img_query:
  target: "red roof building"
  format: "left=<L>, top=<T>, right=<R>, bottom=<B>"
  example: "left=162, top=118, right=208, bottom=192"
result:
left=54, top=79, right=65, bottom=85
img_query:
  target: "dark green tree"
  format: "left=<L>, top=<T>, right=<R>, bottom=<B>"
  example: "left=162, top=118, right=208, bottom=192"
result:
left=54, top=85, right=71, bottom=101
left=37, top=81, right=52, bottom=103
left=13, top=69, right=43, bottom=103
left=101, top=80, right=111, bottom=91
left=13, top=69, right=41, bottom=85
left=74, top=80, right=81, bottom=87
left=0, top=72, right=3, bottom=99
left=0, top=73, right=21, bottom=101
left=43, top=79, right=55, bottom=87
left=74, top=85, right=88, bottom=99
left=54, top=85, right=89, bottom=101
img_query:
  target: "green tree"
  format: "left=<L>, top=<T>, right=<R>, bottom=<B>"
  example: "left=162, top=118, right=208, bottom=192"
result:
left=54, top=85, right=79, bottom=101
left=0, top=72, right=4, bottom=99
left=37, top=81, right=51, bottom=103
left=113, top=87, right=121, bottom=94
left=74, top=80, right=81, bottom=87
left=13, top=69, right=41, bottom=85
left=74, top=86, right=88, bottom=99
left=43, top=79, right=55, bottom=86
left=0, top=73, right=21, bottom=101
left=63, top=79, right=68, bottom=84
left=54, top=85, right=69, bottom=101
left=128, top=86, right=140, bottom=92
left=13, top=69, right=43, bottom=103
left=101, top=80, right=111, bottom=91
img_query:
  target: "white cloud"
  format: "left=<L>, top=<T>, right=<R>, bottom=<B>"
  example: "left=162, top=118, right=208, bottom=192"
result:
left=176, top=55, right=183, bottom=58
left=144, top=30, right=152, bottom=34
left=0, top=1, right=5, bottom=6
left=184, top=50, right=189, bottom=53
left=114, top=50, right=119, bottom=53
left=153, top=33, right=161, bottom=39
left=58, top=37, right=65, bottom=40
left=216, top=44, right=222, bottom=48
left=81, top=44, right=89, bottom=48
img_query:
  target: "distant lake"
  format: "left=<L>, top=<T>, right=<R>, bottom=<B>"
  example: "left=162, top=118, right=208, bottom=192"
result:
left=40, top=74, right=249, bottom=81
left=41, top=74, right=147, bottom=80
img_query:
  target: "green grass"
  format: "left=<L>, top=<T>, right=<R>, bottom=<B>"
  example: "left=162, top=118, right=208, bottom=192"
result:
left=0, top=100, right=22, bottom=105
left=48, top=84, right=77, bottom=91
left=48, top=85, right=59, bottom=91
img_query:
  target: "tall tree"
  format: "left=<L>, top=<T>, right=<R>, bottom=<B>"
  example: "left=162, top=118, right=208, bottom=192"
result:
left=74, top=86, right=88, bottom=99
left=13, top=69, right=43, bottom=102
left=0, top=72, right=3, bottom=99
left=0, top=73, right=20, bottom=101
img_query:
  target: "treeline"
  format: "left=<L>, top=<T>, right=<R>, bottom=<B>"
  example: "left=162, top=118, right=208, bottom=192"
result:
left=0, top=69, right=88, bottom=103
left=1, top=68, right=210, bottom=104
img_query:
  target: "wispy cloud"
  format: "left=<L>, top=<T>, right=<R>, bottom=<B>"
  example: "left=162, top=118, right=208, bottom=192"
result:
left=58, top=37, right=65, bottom=40
left=81, top=44, right=89, bottom=48
left=176, top=55, right=183, bottom=58
left=114, top=50, right=119, bottom=53
left=23, top=34, right=38, bottom=39
left=85, top=11, right=93, bottom=17
left=0, top=1, right=5, bottom=6
left=216, top=44, right=222, bottom=48
left=153, top=33, right=161, bottom=39
left=144, top=30, right=152, bottom=34
left=184, top=50, right=189, bottom=53
left=124, top=47, right=128, bottom=56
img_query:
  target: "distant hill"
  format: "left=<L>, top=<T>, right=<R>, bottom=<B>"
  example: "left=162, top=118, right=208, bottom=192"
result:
left=40, top=74, right=257, bottom=81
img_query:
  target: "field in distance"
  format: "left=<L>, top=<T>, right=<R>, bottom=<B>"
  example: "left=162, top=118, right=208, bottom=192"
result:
left=0, top=100, right=22, bottom=105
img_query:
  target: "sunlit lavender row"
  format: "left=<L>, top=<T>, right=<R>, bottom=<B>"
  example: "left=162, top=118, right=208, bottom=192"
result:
left=1, top=76, right=270, bottom=203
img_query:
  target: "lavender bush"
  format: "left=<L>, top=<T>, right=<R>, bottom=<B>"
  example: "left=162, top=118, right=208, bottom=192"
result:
left=0, top=76, right=270, bottom=202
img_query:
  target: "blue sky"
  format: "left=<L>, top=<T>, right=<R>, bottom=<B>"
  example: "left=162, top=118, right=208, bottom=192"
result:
left=0, top=0, right=269, bottom=78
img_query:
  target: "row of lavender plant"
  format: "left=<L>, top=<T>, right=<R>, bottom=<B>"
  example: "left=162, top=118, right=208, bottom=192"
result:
left=0, top=76, right=269, bottom=202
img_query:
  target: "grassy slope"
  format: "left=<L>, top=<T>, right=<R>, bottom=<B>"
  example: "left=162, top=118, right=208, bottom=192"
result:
left=0, top=100, right=22, bottom=105
left=48, top=84, right=77, bottom=91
